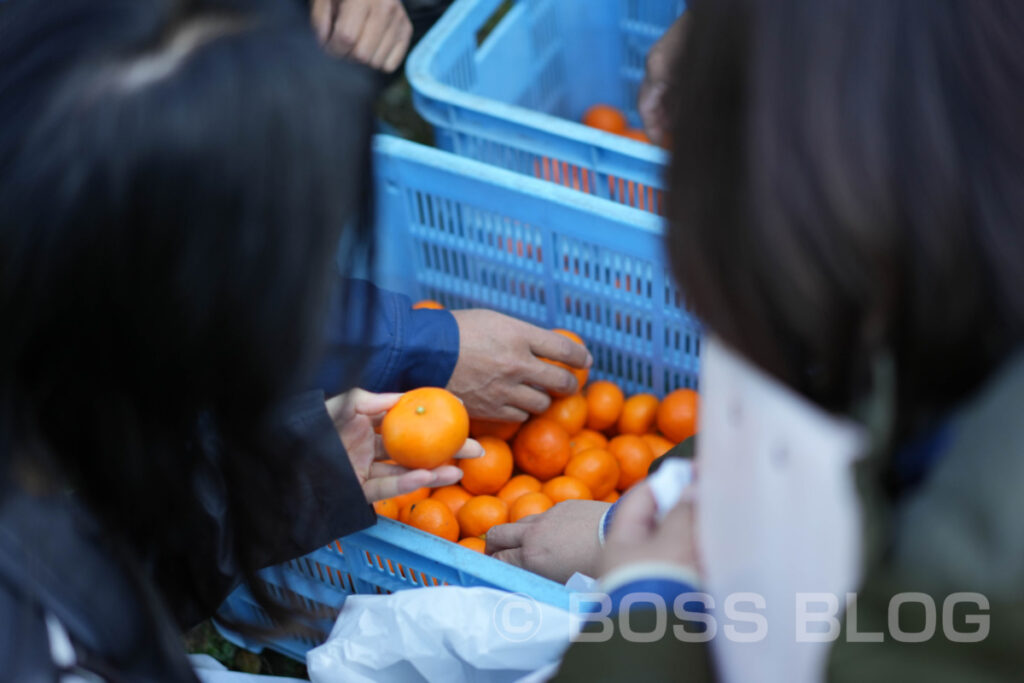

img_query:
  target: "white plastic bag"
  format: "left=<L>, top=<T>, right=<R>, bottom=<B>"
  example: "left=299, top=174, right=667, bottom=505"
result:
left=306, top=587, right=574, bottom=683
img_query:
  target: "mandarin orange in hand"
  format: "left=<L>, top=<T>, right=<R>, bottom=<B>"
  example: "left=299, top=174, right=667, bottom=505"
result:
left=381, top=387, right=469, bottom=469
left=407, top=499, right=460, bottom=542
left=564, top=448, right=620, bottom=500
left=510, top=491, right=554, bottom=522
left=412, top=299, right=444, bottom=310
left=540, top=329, right=589, bottom=397
left=583, top=104, right=628, bottom=135
left=541, top=475, right=593, bottom=503
left=642, top=433, right=675, bottom=458
left=498, top=474, right=542, bottom=506
left=470, top=418, right=521, bottom=441
left=656, top=388, right=699, bottom=443
left=459, top=436, right=514, bottom=495
left=430, top=485, right=472, bottom=516
left=609, top=434, right=655, bottom=491
left=512, top=418, right=572, bottom=481
left=457, top=495, right=509, bottom=538
left=459, top=537, right=487, bottom=553
left=617, top=393, right=659, bottom=435
left=570, top=428, right=608, bottom=455
left=585, top=381, right=624, bottom=431
left=602, top=490, right=620, bottom=504
left=541, top=392, right=588, bottom=436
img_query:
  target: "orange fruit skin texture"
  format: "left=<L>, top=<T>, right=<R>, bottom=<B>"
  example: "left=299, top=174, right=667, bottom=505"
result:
left=585, top=381, right=624, bottom=431
left=470, top=418, right=522, bottom=441
left=513, top=418, right=572, bottom=481
left=373, top=499, right=399, bottom=520
left=460, top=436, right=514, bottom=495
left=389, top=487, right=430, bottom=516
left=541, top=475, right=593, bottom=503
left=430, top=485, right=472, bottom=516
left=570, top=428, right=608, bottom=455
left=412, top=300, right=444, bottom=310
left=381, top=387, right=469, bottom=469
left=617, top=393, right=660, bottom=435
left=656, top=388, right=699, bottom=444
left=582, top=104, right=628, bottom=135
left=564, top=448, right=620, bottom=500
left=398, top=501, right=415, bottom=524
left=457, top=495, right=509, bottom=539
left=602, top=491, right=621, bottom=504
left=541, top=392, right=588, bottom=436
left=642, top=433, right=675, bottom=458
left=609, top=435, right=655, bottom=491
left=407, top=499, right=460, bottom=543
left=510, top=492, right=554, bottom=522
left=498, top=474, right=542, bottom=506
left=541, top=329, right=589, bottom=397
left=459, top=537, right=486, bottom=553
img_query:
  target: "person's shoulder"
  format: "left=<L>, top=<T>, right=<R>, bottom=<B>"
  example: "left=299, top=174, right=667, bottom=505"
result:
left=894, top=351, right=1024, bottom=591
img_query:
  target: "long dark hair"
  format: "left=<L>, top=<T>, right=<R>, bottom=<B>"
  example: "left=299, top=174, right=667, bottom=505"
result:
left=0, top=0, right=375, bottom=627
left=666, top=0, right=1024, bottom=441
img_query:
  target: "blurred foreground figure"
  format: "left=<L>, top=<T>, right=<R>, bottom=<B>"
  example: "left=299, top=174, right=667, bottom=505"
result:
left=0, top=0, right=412, bottom=678
left=558, top=1, right=1024, bottom=682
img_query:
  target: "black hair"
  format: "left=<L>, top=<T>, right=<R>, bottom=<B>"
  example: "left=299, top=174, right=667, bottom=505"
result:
left=0, top=0, right=375, bottom=629
left=666, top=0, right=1024, bottom=441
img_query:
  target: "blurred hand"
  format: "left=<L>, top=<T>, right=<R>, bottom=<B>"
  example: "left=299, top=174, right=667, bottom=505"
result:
left=326, top=389, right=483, bottom=502
left=486, top=500, right=609, bottom=583
left=598, top=483, right=698, bottom=577
left=448, top=309, right=593, bottom=421
left=638, top=14, right=689, bottom=146
left=311, top=0, right=413, bottom=73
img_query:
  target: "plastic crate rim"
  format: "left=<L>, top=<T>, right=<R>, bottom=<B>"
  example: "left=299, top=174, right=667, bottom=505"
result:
left=373, top=135, right=665, bottom=236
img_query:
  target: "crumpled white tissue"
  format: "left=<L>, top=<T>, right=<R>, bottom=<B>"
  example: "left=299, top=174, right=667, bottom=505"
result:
left=306, top=587, right=574, bottom=683
left=646, top=457, right=694, bottom=520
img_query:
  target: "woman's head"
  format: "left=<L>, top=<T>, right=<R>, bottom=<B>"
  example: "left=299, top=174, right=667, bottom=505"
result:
left=667, top=0, right=1024, bottom=437
left=0, top=0, right=374, bottom=611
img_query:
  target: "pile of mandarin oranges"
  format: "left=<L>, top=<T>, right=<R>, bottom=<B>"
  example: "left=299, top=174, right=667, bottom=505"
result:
left=375, top=310, right=699, bottom=555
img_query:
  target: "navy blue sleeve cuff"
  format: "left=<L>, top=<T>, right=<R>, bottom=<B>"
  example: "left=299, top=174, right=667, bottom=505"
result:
left=311, top=279, right=460, bottom=395
left=400, top=307, right=459, bottom=390
left=606, top=578, right=704, bottom=616
left=599, top=500, right=619, bottom=544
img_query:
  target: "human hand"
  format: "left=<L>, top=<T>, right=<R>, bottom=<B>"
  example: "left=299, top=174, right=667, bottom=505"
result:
left=486, top=500, right=609, bottom=583
left=311, top=0, right=413, bottom=73
left=638, top=14, right=689, bottom=146
left=598, top=483, right=698, bottom=578
left=448, top=309, right=593, bottom=421
left=325, top=389, right=483, bottom=502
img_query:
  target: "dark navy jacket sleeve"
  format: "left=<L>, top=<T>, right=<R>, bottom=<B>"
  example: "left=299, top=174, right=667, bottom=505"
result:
left=151, top=390, right=379, bottom=629
left=312, top=278, right=460, bottom=396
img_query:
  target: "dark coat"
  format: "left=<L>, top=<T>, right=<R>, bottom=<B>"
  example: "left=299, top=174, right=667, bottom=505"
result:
left=0, top=391, right=374, bottom=682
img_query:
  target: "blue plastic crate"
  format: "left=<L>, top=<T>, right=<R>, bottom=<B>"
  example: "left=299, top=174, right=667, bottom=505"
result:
left=214, top=518, right=573, bottom=660
left=215, top=136, right=701, bottom=662
left=373, top=136, right=700, bottom=396
left=407, top=0, right=686, bottom=212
